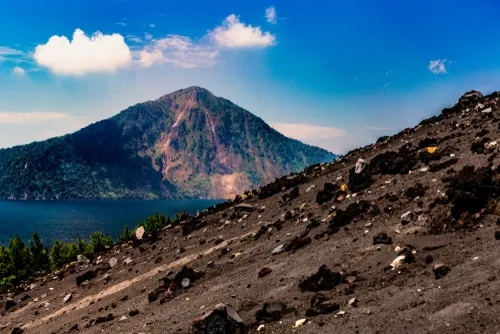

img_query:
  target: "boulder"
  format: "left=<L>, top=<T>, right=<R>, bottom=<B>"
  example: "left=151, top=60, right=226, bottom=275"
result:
left=135, top=226, right=145, bottom=240
left=255, top=302, right=287, bottom=323
left=77, top=255, right=90, bottom=265
left=299, top=265, right=343, bottom=292
left=192, top=303, right=245, bottom=334
left=108, top=257, right=118, bottom=268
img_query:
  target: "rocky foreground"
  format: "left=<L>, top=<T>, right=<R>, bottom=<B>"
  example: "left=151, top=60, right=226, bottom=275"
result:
left=2, top=90, right=500, bottom=333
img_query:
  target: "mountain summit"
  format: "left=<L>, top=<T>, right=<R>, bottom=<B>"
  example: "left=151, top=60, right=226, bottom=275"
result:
left=0, top=87, right=335, bottom=200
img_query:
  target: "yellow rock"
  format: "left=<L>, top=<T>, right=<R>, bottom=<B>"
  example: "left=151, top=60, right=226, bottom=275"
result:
left=293, top=319, right=307, bottom=328
left=427, top=147, right=438, bottom=154
left=234, top=252, right=242, bottom=257
left=341, top=184, right=348, bottom=191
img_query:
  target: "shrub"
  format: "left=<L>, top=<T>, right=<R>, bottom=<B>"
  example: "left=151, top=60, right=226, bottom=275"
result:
left=50, top=240, right=78, bottom=268
left=118, top=225, right=134, bottom=242
left=89, top=232, right=113, bottom=253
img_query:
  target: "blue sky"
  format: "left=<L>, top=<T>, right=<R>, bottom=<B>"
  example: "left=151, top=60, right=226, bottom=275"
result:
left=1, top=0, right=500, bottom=153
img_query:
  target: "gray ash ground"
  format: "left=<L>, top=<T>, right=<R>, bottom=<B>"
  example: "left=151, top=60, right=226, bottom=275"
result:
left=2, top=90, right=500, bottom=333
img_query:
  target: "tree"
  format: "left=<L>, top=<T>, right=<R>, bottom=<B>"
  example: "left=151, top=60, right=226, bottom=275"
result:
left=89, top=232, right=113, bottom=253
left=29, top=233, right=49, bottom=273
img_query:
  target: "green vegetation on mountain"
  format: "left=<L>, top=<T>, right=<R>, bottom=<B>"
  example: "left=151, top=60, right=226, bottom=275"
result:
left=0, top=87, right=335, bottom=200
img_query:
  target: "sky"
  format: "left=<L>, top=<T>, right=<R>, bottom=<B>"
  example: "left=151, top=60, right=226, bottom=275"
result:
left=1, top=0, right=500, bottom=154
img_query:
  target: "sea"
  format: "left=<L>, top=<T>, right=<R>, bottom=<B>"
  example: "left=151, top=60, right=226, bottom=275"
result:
left=0, top=200, right=222, bottom=246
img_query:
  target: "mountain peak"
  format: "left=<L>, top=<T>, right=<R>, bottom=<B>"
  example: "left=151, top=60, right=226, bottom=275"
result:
left=159, top=86, right=215, bottom=102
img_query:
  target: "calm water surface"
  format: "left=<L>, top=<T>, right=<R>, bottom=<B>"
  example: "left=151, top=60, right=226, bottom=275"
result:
left=0, top=200, right=221, bottom=246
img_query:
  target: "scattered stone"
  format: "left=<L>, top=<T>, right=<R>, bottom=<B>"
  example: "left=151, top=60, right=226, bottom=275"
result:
left=129, top=309, right=139, bottom=317
left=481, top=107, right=492, bottom=113
left=76, top=269, right=99, bottom=286
left=255, top=302, right=287, bottom=323
left=119, top=315, right=127, bottom=321
left=28, top=283, right=37, bottom=290
left=272, top=245, right=285, bottom=255
left=192, top=303, right=245, bottom=333
left=495, top=231, right=500, bottom=240
left=284, top=235, right=311, bottom=252
left=181, top=278, right=190, bottom=289
left=10, top=327, right=23, bottom=334
left=95, top=313, right=114, bottom=324
left=299, top=265, right=343, bottom=292
left=258, top=267, right=272, bottom=278
left=348, top=298, right=358, bottom=307
left=77, top=255, right=90, bottom=265
left=305, top=294, right=339, bottom=317
left=293, top=319, right=306, bottom=328
left=135, top=226, right=145, bottom=240
left=123, top=257, right=134, bottom=266
left=4, top=297, right=16, bottom=311
left=355, top=158, right=367, bottom=174
left=316, top=182, right=341, bottom=205
left=63, top=294, right=72, bottom=304
left=108, top=257, right=118, bottom=268
left=400, top=211, right=413, bottom=225
left=373, top=232, right=392, bottom=245
left=433, top=264, right=451, bottom=279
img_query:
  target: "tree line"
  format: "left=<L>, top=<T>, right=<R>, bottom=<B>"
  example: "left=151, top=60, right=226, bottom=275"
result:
left=0, top=211, right=186, bottom=291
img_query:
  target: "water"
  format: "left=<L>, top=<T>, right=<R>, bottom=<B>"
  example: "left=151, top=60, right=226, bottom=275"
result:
left=0, top=200, right=222, bottom=246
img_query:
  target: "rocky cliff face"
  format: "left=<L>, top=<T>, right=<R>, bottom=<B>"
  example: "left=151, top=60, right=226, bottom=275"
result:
left=0, top=87, right=335, bottom=200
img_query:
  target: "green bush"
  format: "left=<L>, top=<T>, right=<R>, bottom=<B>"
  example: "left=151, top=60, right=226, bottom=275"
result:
left=89, top=232, right=113, bottom=253
left=118, top=226, right=134, bottom=242
left=138, top=211, right=171, bottom=236
left=50, top=240, right=78, bottom=268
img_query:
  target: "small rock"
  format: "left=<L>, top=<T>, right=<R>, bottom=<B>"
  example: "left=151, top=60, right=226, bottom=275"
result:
left=63, top=294, right=72, bottom=304
left=4, top=297, right=16, bottom=311
left=293, top=319, right=307, bottom=328
left=119, top=315, right=127, bottom=321
left=355, top=158, right=367, bottom=174
left=433, top=264, right=451, bottom=279
left=258, top=267, right=272, bottom=278
left=135, top=226, right=145, bottom=240
left=400, top=211, right=413, bottom=225
left=495, top=231, right=500, bottom=240
left=77, top=255, right=90, bottom=265
left=123, top=257, right=134, bottom=266
left=348, top=298, right=358, bottom=307
left=272, top=245, right=285, bottom=255
left=108, top=257, right=118, bottom=268
left=257, top=324, right=265, bottom=331
left=29, top=283, right=37, bottom=291
left=129, top=309, right=139, bottom=317
left=255, top=302, right=287, bottom=323
left=481, top=107, right=492, bottom=113
left=181, top=278, right=190, bottom=289
left=373, top=232, right=392, bottom=245
left=192, top=303, right=244, bottom=333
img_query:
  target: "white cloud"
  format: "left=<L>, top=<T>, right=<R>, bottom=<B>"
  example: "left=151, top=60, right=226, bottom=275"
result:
left=126, top=35, right=143, bottom=44
left=13, top=66, right=25, bottom=75
left=138, top=35, right=218, bottom=69
left=428, top=59, right=448, bottom=75
left=144, top=32, right=153, bottom=41
left=33, top=29, right=132, bottom=75
left=116, top=22, right=127, bottom=26
left=265, top=7, right=277, bottom=24
left=0, top=46, right=24, bottom=56
left=209, top=14, right=276, bottom=48
left=0, top=112, right=67, bottom=124
left=271, top=123, right=346, bottom=140
left=149, top=23, right=156, bottom=28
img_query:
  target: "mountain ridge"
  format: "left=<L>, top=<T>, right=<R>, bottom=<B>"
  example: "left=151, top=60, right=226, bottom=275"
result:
left=0, top=87, right=336, bottom=200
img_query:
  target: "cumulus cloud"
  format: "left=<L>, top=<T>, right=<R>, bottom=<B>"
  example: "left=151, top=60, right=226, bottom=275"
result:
left=12, top=66, right=25, bottom=75
left=0, top=112, right=67, bottom=124
left=265, top=7, right=277, bottom=24
left=33, top=29, right=132, bottom=75
left=209, top=14, right=276, bottom=48
left=428, top=59, right=448, bottom=75
left=271, top=123, right=346, bottom=140
left=149, top=23, right=156, bottom=28
left=138, top=35, right=218, bottom=69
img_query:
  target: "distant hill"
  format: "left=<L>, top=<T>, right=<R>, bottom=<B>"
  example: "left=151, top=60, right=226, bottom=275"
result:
left=0, top=87, right=336, bottom=200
